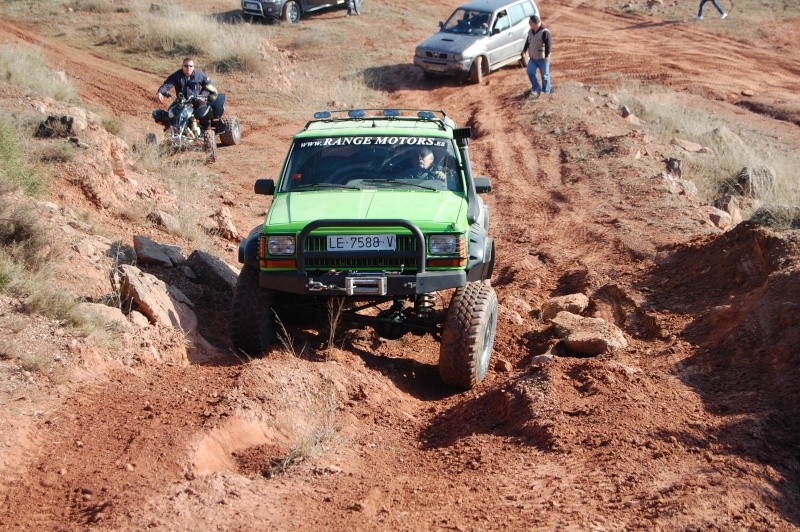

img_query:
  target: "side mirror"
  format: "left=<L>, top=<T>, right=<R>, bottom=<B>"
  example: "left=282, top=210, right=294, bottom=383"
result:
left=492, top=27, right=500, bottom=35
left=254, top=178, right=275, bottom=196
left=438, top=21, right=444, bottom=28
left=474, top=176, right=492, bottom=193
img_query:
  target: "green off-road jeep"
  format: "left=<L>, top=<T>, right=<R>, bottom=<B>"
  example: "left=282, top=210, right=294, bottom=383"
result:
left=233, top=108, right=497, bottom=389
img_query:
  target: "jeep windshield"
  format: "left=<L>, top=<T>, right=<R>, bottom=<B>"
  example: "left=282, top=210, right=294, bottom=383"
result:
left=442, top=8, right=492, bottom=36
left=279, top=136, right=464, bottom=193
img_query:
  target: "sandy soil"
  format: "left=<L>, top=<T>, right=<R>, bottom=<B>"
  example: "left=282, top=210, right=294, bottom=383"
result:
left=0, top=0, right=799, bottom=530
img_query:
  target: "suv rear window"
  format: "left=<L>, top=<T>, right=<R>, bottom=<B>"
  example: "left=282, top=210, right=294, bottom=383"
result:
left=521, top=0, right=537, bottom=18
left=509, top=3, right=526, bottom=25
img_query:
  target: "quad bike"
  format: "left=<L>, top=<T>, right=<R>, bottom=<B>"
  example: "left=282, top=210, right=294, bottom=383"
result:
left=147, top=93, right=241, bottom=162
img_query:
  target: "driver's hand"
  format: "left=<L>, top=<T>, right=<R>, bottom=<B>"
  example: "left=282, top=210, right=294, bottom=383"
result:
left=156, top=92, right=164, bottom=103
left=434, top=170, right=447, bottom=180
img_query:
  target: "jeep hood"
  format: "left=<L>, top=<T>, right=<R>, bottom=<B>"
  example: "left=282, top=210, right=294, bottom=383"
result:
left=267, top=190, right=466, bottom=228
left=417, top=33, right=485, bottom=55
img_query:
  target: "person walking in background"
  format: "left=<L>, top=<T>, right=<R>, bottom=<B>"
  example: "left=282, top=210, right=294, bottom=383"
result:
left=694, top=0, right=727, bottom=20
left=346, top=0, right=361, bottom=16
left=521, top=15, right=551, bottom=98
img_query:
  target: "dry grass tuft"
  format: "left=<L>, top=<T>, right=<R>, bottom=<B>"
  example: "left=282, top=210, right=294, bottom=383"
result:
left=0, top=44, right=77, bottom=102
left=0, top=119, right=48, bottom=197
left=116, top=2, right=263, bottom=74
left=614, top=81, right=800, bottom=224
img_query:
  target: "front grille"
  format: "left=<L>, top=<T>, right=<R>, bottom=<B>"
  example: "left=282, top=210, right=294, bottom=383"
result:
left=424, top=51, right=449, bottom=60
left=305, top=235, right=419, bottom=269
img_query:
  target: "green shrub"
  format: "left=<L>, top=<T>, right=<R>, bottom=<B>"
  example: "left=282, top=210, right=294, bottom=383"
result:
left=0, top=119, right=48, bottom=196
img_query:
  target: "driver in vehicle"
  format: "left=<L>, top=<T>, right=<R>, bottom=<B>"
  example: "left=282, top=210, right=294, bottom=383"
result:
left=401, top=146, right=453, bottom=182
left=155, top=57, right=227, bottom=132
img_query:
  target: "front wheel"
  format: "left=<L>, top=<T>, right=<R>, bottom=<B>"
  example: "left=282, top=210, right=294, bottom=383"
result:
left=231, top=264, right=276, bottom=355
left=282, top=0, right=300, bottom=23
left=204, top=129, right=218, bottom=162
left=439, top=282, right=498, bottom=390
left=469, top=56, right=485, bottom=84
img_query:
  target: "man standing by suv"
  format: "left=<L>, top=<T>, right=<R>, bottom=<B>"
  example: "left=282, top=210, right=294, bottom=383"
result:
left=521, top=15, right=552, bottom=98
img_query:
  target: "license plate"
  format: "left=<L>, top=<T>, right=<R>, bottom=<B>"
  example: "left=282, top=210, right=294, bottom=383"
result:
left=425, top=63, right=448, bottom=72
left=244, top=2, right=259, bottom=8
left=327, top=234, right=396, bottom=251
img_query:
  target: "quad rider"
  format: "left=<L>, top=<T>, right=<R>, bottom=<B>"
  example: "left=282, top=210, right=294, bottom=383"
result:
left=154, top=57, right=227, bottom=133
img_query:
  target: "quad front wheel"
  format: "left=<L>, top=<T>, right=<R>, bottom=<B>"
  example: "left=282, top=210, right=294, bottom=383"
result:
left=439, top=282, right=498, bottom=389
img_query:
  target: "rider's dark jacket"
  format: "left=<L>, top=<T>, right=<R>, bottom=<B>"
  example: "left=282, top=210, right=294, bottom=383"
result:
left=157, top=68, right=214, bottom=99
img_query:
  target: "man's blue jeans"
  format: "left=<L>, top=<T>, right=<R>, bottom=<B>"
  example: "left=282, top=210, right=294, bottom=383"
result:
left=347, top=0, right=361, bottom=15
left=527, top=58, right=551, bottom=94
left=697, top=0, right=725, bottom=15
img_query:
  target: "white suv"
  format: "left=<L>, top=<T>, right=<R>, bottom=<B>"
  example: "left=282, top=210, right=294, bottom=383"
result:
left=414, top=0, right=539, bottom=83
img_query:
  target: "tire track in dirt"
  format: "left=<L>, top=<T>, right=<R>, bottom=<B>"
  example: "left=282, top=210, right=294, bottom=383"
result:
left=545, top=4, right=800, bottom=100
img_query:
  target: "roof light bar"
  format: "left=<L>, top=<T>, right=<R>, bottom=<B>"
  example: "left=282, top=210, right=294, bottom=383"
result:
left=348, top=109, right=366, bottom=118
left=313, top=111, right=331, bottom=120
left=383, top=109, right=401, bottom=117
left=417, top=111, right=436, bottom=120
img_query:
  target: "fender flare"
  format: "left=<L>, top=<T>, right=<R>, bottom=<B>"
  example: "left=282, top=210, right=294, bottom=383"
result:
left=238, top=225, right=262, bottom=268
left=467, top=223, right=494, bottom=282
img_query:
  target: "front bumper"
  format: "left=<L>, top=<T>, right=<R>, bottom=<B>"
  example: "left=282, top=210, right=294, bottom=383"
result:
left=242, top=0, right=280, bottom=18
left=414, top=55, right=471, bottom=75
left=258, top=218, right=468, bottom=296
left=260, top=269, right=466, bottom=296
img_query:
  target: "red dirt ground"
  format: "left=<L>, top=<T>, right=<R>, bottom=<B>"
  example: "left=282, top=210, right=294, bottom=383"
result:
left=0, top=0, right=799, bottom=530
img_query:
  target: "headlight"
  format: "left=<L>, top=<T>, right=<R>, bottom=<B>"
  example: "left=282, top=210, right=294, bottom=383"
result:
left=453, top=53, right=463, bottom=61
left=268, top=236, right=295, bottom=255
left=429, top=235, right=458, bottom=255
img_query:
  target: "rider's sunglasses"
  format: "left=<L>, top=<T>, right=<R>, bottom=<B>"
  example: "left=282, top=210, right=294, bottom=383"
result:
left=182, top=63, right=194, bottom=68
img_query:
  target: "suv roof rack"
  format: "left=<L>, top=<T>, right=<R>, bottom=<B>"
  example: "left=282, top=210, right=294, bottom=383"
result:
left=305, top=108, right=455, bottom=130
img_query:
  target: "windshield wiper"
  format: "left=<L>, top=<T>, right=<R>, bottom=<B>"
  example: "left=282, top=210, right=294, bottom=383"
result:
left=291, top=183, right=358, bottom=190
left=360, top=179, right=439, bottom=190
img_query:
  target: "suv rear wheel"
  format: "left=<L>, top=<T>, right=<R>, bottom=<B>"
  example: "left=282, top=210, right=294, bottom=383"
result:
left=439, top=281, right=498, bottom=389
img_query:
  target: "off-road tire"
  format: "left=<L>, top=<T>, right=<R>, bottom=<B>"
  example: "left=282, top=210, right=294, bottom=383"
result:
left=231, top=264, right=276, bottom=355
left=204, top=129, right=218, bottom=162
left=282, top=0, right=300, bottom=23
left=218, top=116, right=241, bottom=147
left=439, top=281, right=498, bottom=389
left=469, top=56, right=485, bottom=84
